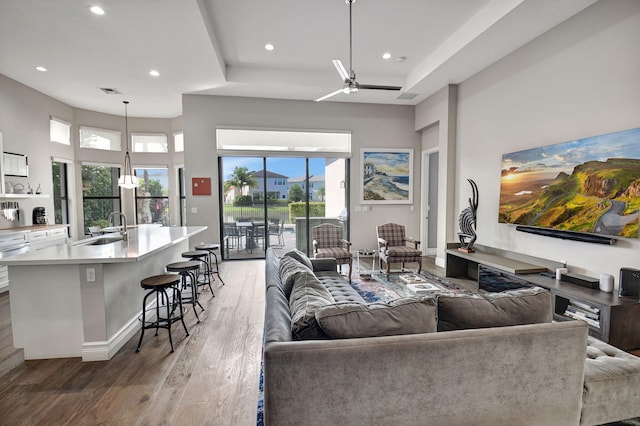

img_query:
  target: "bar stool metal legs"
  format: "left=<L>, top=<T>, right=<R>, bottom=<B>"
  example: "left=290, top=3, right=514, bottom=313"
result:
left=182, top=250, right=215, bottom=296
left=194, top=243, right=226, bottom=286
left=136, top=274, right=189, bottom=353
left=166, top=260, right=204, bottom=322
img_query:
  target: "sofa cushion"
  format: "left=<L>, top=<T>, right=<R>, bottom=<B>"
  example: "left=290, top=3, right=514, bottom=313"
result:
left=437, top=287, right=552, bottom=331
left=315, top=296, right=437, bottom=338
left=289, top=270, right=335, bottom=340
left=315, top=271, right=366, bottom=304
left=283, top=249, right=313, bottom=270
left=279, top=255, right=313, bottom=298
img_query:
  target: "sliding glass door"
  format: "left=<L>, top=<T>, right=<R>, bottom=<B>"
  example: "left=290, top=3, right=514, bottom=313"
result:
left=220, top=156, right=348, bottom=260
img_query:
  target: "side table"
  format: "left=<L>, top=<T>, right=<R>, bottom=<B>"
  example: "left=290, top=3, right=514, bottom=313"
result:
left=356, top=248, right=377, bottom=280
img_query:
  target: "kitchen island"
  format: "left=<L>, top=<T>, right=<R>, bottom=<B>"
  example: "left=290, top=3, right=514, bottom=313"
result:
left=0, top=225, right=207, bottom=361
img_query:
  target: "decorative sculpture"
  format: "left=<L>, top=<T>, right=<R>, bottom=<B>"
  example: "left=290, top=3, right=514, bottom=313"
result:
left=458, top=179, right=479, bottom=253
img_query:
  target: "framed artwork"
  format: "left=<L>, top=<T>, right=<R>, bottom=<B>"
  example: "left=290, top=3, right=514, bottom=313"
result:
left=361, top=148, right=413, bottom=204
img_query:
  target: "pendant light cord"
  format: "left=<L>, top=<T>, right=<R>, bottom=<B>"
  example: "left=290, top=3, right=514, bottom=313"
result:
left=123, top=100, right=130, bottom=154
left=348, top=0, right=353, bottom=79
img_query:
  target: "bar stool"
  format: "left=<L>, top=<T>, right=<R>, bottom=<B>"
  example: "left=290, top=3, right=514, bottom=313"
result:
left=135, top=274, right=189, bottom=353
left=182, top=250, right=214, bottom=296
left=166, top=260, right=204, bottom=322
left=194, top=243, right=226, bottom=286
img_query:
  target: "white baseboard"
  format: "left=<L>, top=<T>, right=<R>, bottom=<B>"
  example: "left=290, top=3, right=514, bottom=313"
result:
left=435, top=255, right=445, bottom=268
left=82, top=313, right=141, bottom=362
left=81, top=294, right=172, bottom=361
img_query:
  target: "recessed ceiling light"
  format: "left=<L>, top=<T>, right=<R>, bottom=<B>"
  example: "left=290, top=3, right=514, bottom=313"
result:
left=382, top=52, right=391, bottom=60
left=149, top=70, right=160, bottom=77
left=90, top=6, right=105, bottom=15
left=265, top=43, right=275, bottom=51
left=35, top=66, right=47, bottom=72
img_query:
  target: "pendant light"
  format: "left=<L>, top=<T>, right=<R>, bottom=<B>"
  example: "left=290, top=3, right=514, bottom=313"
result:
left=118, top=100, right=140, bottom=189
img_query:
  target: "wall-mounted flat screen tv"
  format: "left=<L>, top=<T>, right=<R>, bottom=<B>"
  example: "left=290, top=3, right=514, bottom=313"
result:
left=499, top=127, right=640, bottom=239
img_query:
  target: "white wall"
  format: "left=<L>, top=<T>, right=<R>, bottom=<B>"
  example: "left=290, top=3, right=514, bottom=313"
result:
left=182, top=95, right=421, bottom=249
left=0, top=73, right=74, bottom=230
left=453, top=0, right=640, bottom=283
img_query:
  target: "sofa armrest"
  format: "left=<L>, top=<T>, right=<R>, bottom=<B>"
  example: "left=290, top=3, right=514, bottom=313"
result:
left=311, top=257, right=338, bottom=272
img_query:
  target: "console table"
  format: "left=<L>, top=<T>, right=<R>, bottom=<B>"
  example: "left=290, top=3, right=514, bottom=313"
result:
left=446, top=243, right=640, bottom=350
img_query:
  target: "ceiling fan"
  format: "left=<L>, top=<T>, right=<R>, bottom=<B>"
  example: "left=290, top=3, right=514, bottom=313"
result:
left=315, top=0, right=402, bottom=102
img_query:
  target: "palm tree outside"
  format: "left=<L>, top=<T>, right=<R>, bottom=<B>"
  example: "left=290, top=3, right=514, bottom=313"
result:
left=224, top=166, right=258, bottom=198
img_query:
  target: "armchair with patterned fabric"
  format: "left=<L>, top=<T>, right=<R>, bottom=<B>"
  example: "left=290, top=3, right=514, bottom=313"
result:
left=312, top=223, right=353, bottom=281
left=376, top=223, right=422, bottom=274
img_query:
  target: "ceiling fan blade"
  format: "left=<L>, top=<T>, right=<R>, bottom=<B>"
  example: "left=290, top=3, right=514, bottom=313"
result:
left=315, top=88, right=344, bottom=102
left=359, top=84, right=403, bottom=91
left=332, top=60, right=350, bottom=81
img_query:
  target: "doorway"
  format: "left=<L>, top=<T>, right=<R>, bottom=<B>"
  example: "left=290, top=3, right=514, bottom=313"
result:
left=421, top=149, right=439, bottom=256
left=219, top=156, right=348, bottom=260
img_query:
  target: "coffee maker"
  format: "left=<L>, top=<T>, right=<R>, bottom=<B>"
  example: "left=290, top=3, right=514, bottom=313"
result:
left=33, top=207, right=48, bottom=225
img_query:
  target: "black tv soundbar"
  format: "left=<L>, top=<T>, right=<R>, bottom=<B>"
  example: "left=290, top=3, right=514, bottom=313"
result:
left=515, top=225, right=616, bottom=245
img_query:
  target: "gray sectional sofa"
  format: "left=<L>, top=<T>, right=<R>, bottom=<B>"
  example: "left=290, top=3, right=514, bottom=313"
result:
left=263, top=248, right=640, bottom=425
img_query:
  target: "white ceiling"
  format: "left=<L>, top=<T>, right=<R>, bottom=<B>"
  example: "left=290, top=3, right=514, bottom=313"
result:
left=0, top=0, right=597, bottom=118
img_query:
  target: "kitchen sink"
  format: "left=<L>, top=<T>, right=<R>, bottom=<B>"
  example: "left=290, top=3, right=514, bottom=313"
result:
left=83, top=235, right=124, bottom=246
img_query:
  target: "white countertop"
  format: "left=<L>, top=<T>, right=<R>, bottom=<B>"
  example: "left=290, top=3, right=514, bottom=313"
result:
left=0, top=225, right=207, bottom=265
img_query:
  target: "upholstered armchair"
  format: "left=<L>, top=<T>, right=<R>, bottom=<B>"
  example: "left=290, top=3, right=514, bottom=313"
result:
left=376, top=223, right=422, bottom=274
left=312, top=223, right=353, bottom=281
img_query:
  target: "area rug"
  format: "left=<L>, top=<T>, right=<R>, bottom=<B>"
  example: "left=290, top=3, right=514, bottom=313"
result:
left=256, top=364, right=264, bottom=426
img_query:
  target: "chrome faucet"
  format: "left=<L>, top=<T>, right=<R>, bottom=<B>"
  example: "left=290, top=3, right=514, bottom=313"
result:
left=108, top=211, right=128, bottom=241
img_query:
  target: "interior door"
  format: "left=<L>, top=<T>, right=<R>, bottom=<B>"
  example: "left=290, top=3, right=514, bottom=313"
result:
left=421, top=149, right=439, bottom=256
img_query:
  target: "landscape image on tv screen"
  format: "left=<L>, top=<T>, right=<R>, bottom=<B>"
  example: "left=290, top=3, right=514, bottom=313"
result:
left=499, top=127, right=640, bottom=239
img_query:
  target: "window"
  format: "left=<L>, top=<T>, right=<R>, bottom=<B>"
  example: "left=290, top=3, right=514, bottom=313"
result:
left=132, top=133, right=168, bottom=153
left=82, top=164, right=121, bottom=233
left=52, top=160, right=70, bottom=228
left=178, top=167, right=187, bottom=225
left=50, top=117, right=71, bottom=145
left=79, top=126, right=121, bottom=151
left=174, top=132, right=184, bottom=152
left=216, top=128, right=351, bottom=154
left=134, top=167, right=169, bottom=225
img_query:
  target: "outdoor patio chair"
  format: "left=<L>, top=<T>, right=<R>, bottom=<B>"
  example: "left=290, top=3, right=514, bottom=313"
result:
left=376, top=222, right=422, bottom=274
left=223, top=222, right=240, bottom=250
left=268, top=222, right=285, bottom=247
left=312, top=223, right=352, bottom=281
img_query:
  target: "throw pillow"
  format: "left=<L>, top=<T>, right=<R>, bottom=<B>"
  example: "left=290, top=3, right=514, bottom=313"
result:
left=279, top=255, right=313, bottom=298
left=289, top=270, right=335, bottom=340
left=437, top=287, right=552, bottom=331
left=315, top=297, right=437, bottom=339
left=283, top=249, right=313, bottom=270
